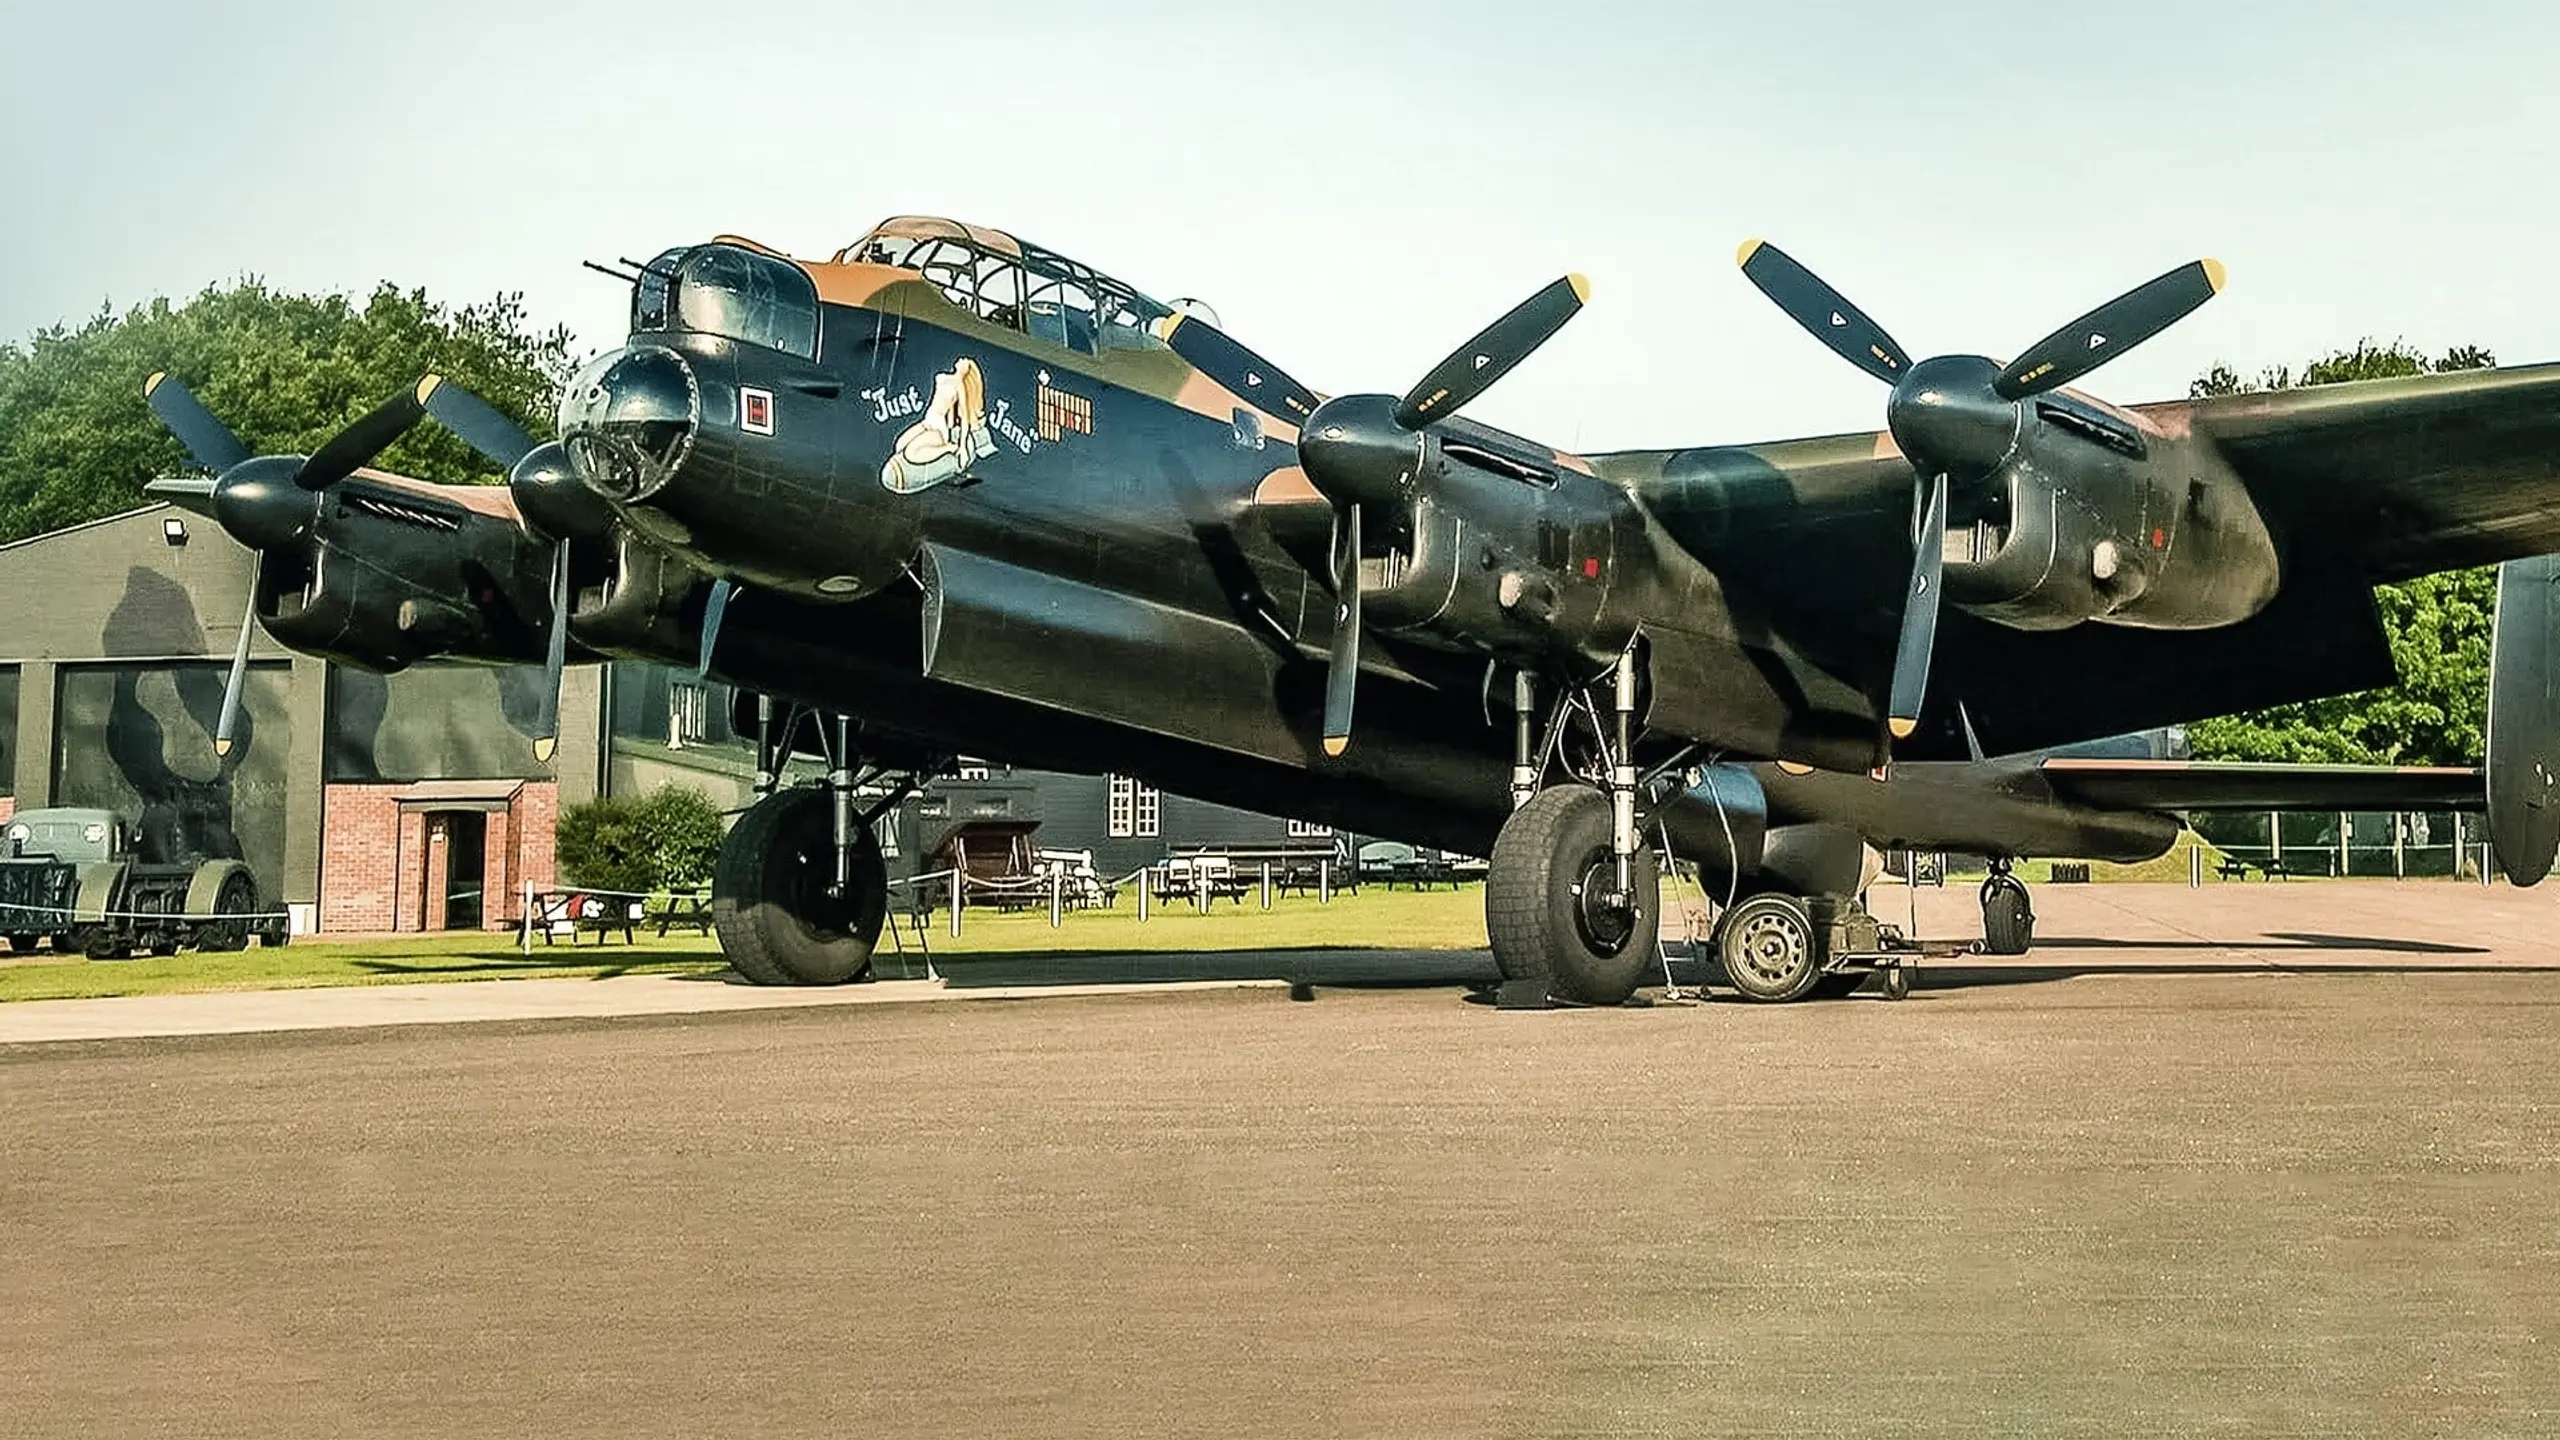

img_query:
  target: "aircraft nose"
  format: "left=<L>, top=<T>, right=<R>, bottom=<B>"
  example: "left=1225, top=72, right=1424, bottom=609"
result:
left=1886, top=354, right=2017, bottom=479
left=561, top=345, right=700, bottom=502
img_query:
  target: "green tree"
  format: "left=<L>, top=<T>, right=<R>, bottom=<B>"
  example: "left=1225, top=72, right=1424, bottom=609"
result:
left=554, top=787, right=730, bottom=895
left=0, top=280, right=576, bottom=542
left=2186, top=340, right=2497, bottom=765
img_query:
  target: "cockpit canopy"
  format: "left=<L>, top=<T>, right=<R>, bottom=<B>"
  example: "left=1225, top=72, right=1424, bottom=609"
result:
left=839, top=215, right=1174, bottom=357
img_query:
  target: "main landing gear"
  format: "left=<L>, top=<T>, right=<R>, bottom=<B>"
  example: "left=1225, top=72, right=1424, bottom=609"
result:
left=1486, top=651, right=1666, bottom=1006
left=711, top=699, right=935, bottom=987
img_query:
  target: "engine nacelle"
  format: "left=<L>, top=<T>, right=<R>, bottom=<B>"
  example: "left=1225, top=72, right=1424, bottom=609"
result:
left=256, top=478, right=556, bottom=673
left=1943, top=398, right=2280, bottom=633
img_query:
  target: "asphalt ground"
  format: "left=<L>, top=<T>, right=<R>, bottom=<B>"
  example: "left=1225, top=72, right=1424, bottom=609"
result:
left=4, top=883, right=2558, bottom=1436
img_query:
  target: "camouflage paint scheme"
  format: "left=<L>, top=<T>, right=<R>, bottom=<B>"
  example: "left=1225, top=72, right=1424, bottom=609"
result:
left=149, top=216, right=2552, bottom=884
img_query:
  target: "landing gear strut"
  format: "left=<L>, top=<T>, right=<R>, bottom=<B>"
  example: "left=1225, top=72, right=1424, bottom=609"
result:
left=1979, top=860, right=2034, bottom=955
left=1486, top=649, right=1661, bottom=1006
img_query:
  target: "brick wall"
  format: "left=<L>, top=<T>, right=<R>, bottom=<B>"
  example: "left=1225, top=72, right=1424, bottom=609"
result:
left=320, top=784, right=405, bottom=933
left=319, top=781, right=558, bottom=934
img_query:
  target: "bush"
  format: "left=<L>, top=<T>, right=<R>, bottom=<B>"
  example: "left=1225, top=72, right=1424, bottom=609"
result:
left=554, top=787, right=728, bottom=894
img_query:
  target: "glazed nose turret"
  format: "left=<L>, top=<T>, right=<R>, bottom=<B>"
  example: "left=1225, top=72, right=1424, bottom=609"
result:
left=561, top=345, right=700, bottom=502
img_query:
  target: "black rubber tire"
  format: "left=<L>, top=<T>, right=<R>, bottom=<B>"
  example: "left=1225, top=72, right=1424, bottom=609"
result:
left=1880, top=962, right=1912, bottom=1001
left=1980, top=874, right=2034, bottom=956
left=5, top=933, right=38, bottom=954
left=193, top=874, right=258, bottom=953
left=713, top=789, right=884, bottom=986
left=1714, top=892, right=1823, bottom=1003
left=1485, top=785, right=1660, bottom=1007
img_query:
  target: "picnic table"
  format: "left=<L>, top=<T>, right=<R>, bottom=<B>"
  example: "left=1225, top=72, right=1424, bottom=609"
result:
left=649, top=892, right=714, bottom=936
left=527, top=890, right=645, bottom=945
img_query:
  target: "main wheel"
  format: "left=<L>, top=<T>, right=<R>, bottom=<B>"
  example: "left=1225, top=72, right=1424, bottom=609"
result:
left=1714, top=892, right=1823, bottom=1002
left=1980, top=873, right=2034, bottom=955
left=192, top=873, right=259, bottom=953
left=1486, top=785, right=1660, bottom=1007
left=713, top=788, right=885, bottom=986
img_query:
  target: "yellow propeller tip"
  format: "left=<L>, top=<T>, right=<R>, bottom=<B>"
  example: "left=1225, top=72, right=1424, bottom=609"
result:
left=533, top=737, right=557, bottom=763
left=144, top=371, right=166, bottom=396
left=213, top=738, right=233, bottom=757
left=1889, top=717, right=1919, bottom=739
left=1322, top=736, right=1349, bottom=758
left=1567, top=273, right=1592, bottom=304
left=1776, top=760, right=1814, bottom=777
left=1735, top=239, right=1765, bottom=268
left=415, top=374, right=443, bottom=403
left=2201, top=258, right=2227, bottom=294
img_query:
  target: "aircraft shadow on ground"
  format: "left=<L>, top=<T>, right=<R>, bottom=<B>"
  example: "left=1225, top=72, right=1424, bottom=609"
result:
left=867, top=946, right=1502, bottom=991
left=2032, top=931, right=2488, bottom=956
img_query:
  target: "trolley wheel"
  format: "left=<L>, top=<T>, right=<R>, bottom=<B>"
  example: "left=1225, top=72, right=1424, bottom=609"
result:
left=1880, top=962, right=1911, bottom=1001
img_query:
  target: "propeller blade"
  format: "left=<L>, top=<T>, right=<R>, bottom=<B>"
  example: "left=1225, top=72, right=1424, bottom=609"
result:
left=419, top=375, right=540, bottom=470
left=143, top=373, right=250, bottom=474
left=1394, top=274, right=1589, bottom=430
left=1735, top=240, right=1910, bottom=386
left=1322, top=505, right=1363, bottom=757
left=696, top=578, right=732, bottom=678
left=1995, top=259, right=2226, bottom=400
left=1160, top=313, right=1322, bottom=423
left=531, top=544, right=571, bottom=763
left=212, top=595, right=257, bottom=758
left=295, top=378, right=436, bottom=491
left=1887, top=473, right=1949, bottom=740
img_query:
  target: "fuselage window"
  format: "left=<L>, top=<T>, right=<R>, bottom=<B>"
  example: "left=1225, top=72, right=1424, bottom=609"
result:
left=674, top=244, right=820, bottom=360
left=631, top=248, right=685, bottom=333
left=1024, top=270, right=1100, bottom=355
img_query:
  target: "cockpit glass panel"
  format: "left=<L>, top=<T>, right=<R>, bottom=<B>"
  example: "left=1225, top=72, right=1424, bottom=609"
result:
left=631, top=248, right=685, bottom=333
left=674, top=244, right=820, bottom=359
left=841, top=217, right=1172, bottom=356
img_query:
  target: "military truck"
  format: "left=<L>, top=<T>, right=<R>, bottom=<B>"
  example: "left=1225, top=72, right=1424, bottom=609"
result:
left=0, top=808, right=279, bottom=958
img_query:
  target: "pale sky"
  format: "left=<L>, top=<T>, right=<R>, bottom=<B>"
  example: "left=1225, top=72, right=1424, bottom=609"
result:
left=3, top=0, right=2552, bottom=449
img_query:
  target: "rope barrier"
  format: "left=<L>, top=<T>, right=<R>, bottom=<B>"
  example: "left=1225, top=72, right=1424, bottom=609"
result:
left=0, top=897, right=288, bottom=924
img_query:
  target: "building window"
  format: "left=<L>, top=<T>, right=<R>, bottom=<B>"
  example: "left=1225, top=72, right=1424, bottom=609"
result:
left=668, top=681, right=711, bottom=748
left=1288, top=820, right=1333, bottom=839
left=1107, top=775, right=1161, bottom=839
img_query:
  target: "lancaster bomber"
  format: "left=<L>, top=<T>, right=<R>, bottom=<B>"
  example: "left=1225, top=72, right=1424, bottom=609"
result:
left=141, top=216, right=2560, bottom=1004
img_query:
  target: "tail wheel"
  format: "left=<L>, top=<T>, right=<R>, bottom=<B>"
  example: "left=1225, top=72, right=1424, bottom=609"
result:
left=1980, top=873, right=2034, bottom=955
left=713, top=788, right=884, bottom=986
left=1714, top=892, right=1823, bottom=1002
left=1486, top=785, right=1660, bottom=1006
left=193, top=873, right=259, bottom=953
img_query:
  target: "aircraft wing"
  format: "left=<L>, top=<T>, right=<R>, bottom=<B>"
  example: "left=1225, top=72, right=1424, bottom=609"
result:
left=2176, top=362, right=2560, bottom=582
left=2038, top=759, right=2484, bottom=813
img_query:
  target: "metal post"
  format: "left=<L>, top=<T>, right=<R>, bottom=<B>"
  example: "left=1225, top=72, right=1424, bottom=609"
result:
left=1318, top=858, right=1331, bottom=904
left=2393, top=812, right=2405, bottom=879
left=1610, top=649, right=1638, bottom=897
left=521, top=879, right=535, bottom=955
left=1260, top=862, right=1272, bottom=910
left=949, top=868, right=962, bottom=938
left=1137, top=869, right=1150, bottom=921
left=2189, top=842, right=2202, bottom=889
left=1195, top=864, right=1208, bottom=914
left=1049, top=868, right=1062, bottom=928
left=2338, top=811, right=2349, bottom=879
left=1511, top=670, right=1537, bottom=810
left=2483, top=842, right=2496, bottom=886
left=2270, top=811, right=2283, bottom=867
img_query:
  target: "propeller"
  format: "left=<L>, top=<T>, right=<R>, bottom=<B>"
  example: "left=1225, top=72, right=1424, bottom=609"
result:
left=1736, top=240, right=2225, bottom=742
left=1167, top=277, right=1591, bottom=756
left=1321, top=506, right=1362, bottom=756
left=413, top=375, right=597, bottom=764
left=144, top=373, right=438, bottom=760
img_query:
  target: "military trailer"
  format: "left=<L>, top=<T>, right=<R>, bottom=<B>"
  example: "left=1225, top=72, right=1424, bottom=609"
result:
left=0, top=808, right=279, bottom=958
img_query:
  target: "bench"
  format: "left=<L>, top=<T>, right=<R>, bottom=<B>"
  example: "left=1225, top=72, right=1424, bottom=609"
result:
left=528, top=890, right=645, bottom=945
left=2214, top=856, right=2289, bottom=881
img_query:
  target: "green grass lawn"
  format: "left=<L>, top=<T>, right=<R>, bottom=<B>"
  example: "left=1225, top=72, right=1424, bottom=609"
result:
left=0, top=886, right=1495, bottom=1004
